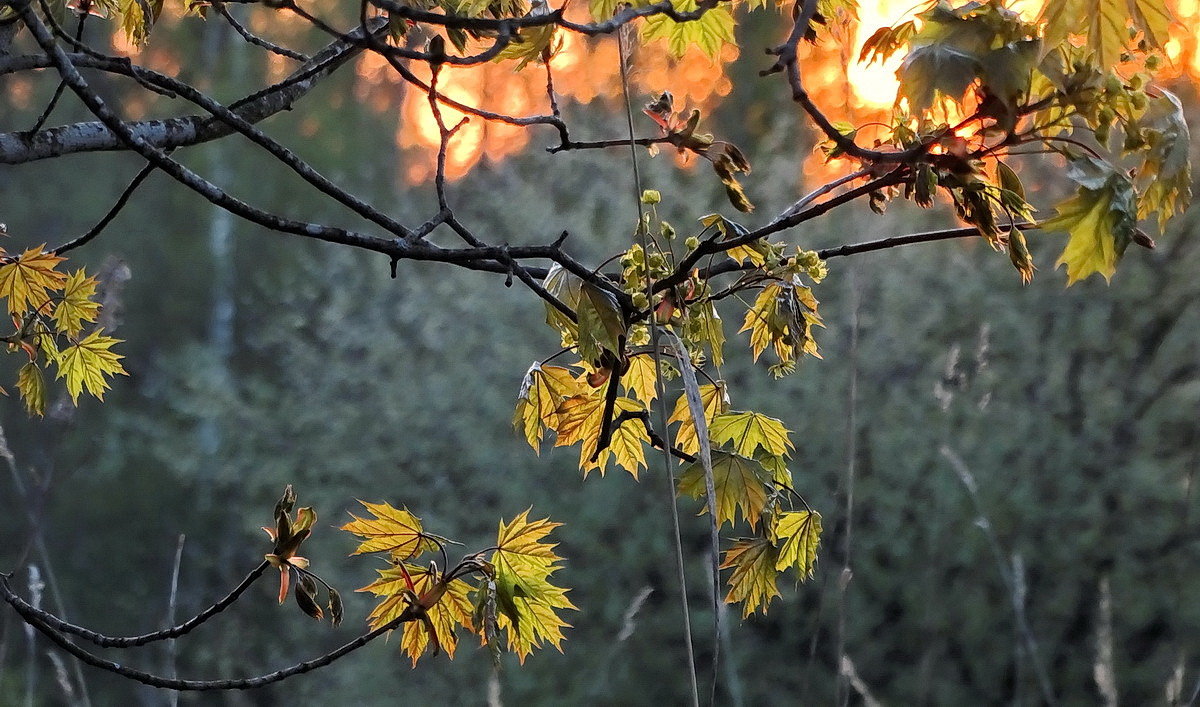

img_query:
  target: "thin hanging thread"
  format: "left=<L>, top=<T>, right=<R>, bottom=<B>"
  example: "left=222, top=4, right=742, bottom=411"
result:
left=616, top=27, right=701, bottom=707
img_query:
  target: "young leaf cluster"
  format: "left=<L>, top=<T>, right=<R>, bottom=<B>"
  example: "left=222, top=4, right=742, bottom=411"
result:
left=515, top=204, right=828, bottom=617
left=343, top=503, right=574, bottom=665
left=848, top=0, right=1188, bottom=284
left=0, top=241, right=125, bottom=416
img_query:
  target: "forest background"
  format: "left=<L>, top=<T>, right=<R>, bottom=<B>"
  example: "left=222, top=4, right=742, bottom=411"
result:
left=1, top=1, right=1199, bottom=704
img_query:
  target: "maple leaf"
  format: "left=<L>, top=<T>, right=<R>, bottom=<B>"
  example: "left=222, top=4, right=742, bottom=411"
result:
left=52, top=269, right=100, bottom=338
left=740, top=281, right=812, bottom=364
left=575, top=283, right=626, bottom=366
left=341, top=500, right=439, bottom=561
left=621, top=353, right=658, bottom=403
left=0, top=245, right=66, bottom=316
left=1040, top=158, right=1137, bottom=284
left=720, top=537, right=781, bottom=618
left=360, top=564, right=476, bottom=666
left=494, top=25, right=556, bottom=70
left=54, top=329, right=126, bottom=403
left=677, top=451, right=771, bottom=529
left=691, top=299, right=726, bottom=366
left=586, top=397, right=650, bottom=478
left=641, top=0, right=735, bottom=59
left=668, top=381, right=730, bottom=455
left=588, top=0, right=619, bottom=21
left=16, top=362, right=45, bottom=417
left=491, top=510, right=575, bottom=663
left=513, top=363, right=583, bottom=451
left=1041, top=0, right=1170, bottom=66
left=709, top=410, right=793, bottom=459
left=1131, top=91, right=1192, bottom=232
left=553, top=392, right=605, bottom=460
left=772, top=510, right=822, bottom=579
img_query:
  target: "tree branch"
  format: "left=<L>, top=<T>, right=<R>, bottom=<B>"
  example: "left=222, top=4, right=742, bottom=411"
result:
left=0, top=562, right=268, bottom=648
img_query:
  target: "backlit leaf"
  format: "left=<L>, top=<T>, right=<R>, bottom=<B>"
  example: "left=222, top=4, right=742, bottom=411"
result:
left=586, top=397, right=650, bottom=478
left=54, top=329, right=125, bottom=403
left=720, top=537, right=780, bottom=617
left=1040, top=158, right=1137, bottom=284
left=513, top=363, right=584, bottom=451
left=576, top=283, right=625, bottom=365
left=360, top=564, right=476, bottom=666
left=772, top=510, right=822, bottom=578
left=16, top=363, right=45, bottom=417
left=668, top=381, right=729, bottom=455
left=0, top=246, right=66, bottom=316
left=678, top=451, right=771, bottom=529
left=641, top=0, right=735, bottom=59
left=52, top=269, right=100, bottom=338
left=492, top=510, right=575, bottom=663
left=709, top=410, right=793, bottom=458
left=340, top=501, right=438, bottom=561
left=622, top=353, right=658, bottom=403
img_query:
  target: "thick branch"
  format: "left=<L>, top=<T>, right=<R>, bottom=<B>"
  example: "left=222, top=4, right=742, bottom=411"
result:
left=0, top=20, right=380, bottom=164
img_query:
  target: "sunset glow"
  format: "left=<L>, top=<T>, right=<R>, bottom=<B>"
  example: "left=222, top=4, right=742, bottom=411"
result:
left=15, top=1, right=1200, bottom=186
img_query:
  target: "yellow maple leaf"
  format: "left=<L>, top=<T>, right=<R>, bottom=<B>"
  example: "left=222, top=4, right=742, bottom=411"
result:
left=340, top=500, right=438, bottom=561
left=360, top=564, right=475, bottom=666
left=0, top=246, right=67, bottom=316
left=54, top=329, right=126, bottom=403
left=709, top=410, right=793, bottom=459
left=553, top=392, right=605, bottom=460
left=677, top=451, right=771, bottom=529
left=720, top=537, right=781, bottom=618
left=513, top=363, right=584, bottom=451
left=668, top=381, right=729, bottom=455
left=52, top=269, right=100, bottom=338
left=772, top=510, right=822, bottom=579
left=585, top=397, right=650, bottom=478
left=739, top=282, right=786, bottom=362
left=16, top=362, right=45, bottom=417
left=492, top=510, right=575, bottom=663
left=621, top=354, right=659, bottom=404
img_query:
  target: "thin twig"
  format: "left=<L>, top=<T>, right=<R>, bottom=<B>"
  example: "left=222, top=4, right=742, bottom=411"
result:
left=0, top=562, right=268, bottom=648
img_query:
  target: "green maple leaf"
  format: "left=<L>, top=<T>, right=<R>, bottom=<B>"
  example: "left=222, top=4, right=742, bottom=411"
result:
left=360, top=564, right=476, bottom=666
left=492, top=510, right=576, bottom=664
left=668, top=381, right=729, bottom=455
left=641, top=0, right=735, bottom=59
left=678, top=451, right=771, bottom=529
left=1042, top=0, right=1171, bottom=66
left=621, top=353, right=659, bottom=403
left=1040, top=158, right=1137, bottom=285
left=709, top=410, right=793, bottom=458
left=513, top=363, right=584, bottom=451
left=575, top=283, right=625, bottom=366
left=54, top=329, right=126, bottom=403
left=772, top=510, right=822, bottom=579
left=586, top=397, right=650, bottom=478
